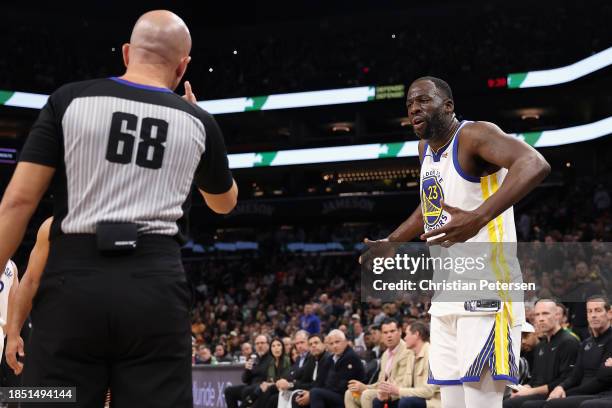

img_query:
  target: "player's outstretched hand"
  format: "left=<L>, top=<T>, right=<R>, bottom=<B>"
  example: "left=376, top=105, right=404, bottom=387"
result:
left=359, top=237, right=392, bottom=265
left=182, top=81, right=197, bottom=104
left=420, top=200, right=487, bottom=246
left=6, top=334, right=25, bottom=375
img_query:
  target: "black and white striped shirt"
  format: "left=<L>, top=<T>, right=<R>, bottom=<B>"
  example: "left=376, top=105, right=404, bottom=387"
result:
left=20, top=77, right=233, bottom=239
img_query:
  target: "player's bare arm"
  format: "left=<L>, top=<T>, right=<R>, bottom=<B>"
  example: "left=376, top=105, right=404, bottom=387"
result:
left=0, top=162, right=54, bottom=269
left=5, top=217, right=52, bottom=375
left=422, top=122, right=550, bottom=244
left=2, top=262, right=19, bottom=330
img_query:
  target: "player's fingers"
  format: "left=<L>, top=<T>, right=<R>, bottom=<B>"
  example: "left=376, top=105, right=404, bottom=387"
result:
left=15, top=362, right=23, bottom=375
left=425, top=233, right=450, bottom=246
left=421, top=224, right=451, bottom=240
left=184, top=81, right=192, bottom=95
left=6, top=351, right=17, bottom=370
left=441, top=240, right=455, bottom=248
left=440, top=199, right=458, bottom=214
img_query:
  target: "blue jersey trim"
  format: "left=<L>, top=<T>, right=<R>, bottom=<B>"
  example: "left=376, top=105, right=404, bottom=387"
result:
left=427, top=378, right=462, bottom=385
left=431, top=139, right=451, bottom=162
left=110, top=77, right=173, bottom=93
left=421, top=143, right=429, bottom=163
left=452, top=122, right=481, bottom=183
left=459, top=376, right=482, bottom=383
left=492, top=374, right=519, bottom=384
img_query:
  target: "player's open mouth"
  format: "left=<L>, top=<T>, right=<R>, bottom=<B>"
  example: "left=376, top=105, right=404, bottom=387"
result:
left=412, top=117, right=425, bottom=131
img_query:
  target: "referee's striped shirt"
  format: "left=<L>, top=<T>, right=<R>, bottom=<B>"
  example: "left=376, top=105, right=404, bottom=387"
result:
left=19, top=77, right=233, bottom=239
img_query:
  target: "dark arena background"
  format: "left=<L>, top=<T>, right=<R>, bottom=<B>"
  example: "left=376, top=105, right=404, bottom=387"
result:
left=0, top=1, right=611, bottom=407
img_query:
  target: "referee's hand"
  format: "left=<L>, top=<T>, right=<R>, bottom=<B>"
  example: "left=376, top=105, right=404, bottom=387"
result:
left=6, top=334, right=25, bottom=375
left=182, top=81, right=197, bottom=104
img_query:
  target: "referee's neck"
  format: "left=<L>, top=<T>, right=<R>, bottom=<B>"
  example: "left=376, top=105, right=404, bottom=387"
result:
left=120, top=69, right=173, bottom=91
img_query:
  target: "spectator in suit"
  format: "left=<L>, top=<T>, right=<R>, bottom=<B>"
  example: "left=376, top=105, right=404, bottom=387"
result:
left=225, top=334, right=272, bottom=408
left=293, top=330, right=311, bottom=369
left=310, top=329, right=366, bottom=408
left=373, top=320, right=441, bottom=408
left=345, top=318, right=412, bottom=408
left=275, top=333, right=331, bottom=407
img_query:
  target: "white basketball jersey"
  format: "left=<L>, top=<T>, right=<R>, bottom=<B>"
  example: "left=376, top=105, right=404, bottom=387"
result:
left=420, top=121, right=523, bottom=322
left=0, top=260, right=16, bottom=329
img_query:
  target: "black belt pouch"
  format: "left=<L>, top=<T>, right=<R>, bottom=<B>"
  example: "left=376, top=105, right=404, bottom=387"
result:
left=96, top=222, right=138, bottom=254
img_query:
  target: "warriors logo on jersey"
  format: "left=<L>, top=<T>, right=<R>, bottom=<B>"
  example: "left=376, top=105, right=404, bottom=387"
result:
left=421, top=169, right=447, bottom=230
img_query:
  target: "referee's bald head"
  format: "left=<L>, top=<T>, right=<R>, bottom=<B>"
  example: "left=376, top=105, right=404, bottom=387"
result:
left=123, top=10, right=192, bottom=89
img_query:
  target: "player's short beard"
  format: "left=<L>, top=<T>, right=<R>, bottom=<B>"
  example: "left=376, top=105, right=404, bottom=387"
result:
left=421, top=108, right=448, bottom=141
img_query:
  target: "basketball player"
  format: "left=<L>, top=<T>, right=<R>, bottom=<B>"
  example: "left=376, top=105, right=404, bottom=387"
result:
left=5, top=217, right=51, bottom=375
left=0, top=258, right=18, bottom=364
left=364, top=77, right=550, bottom=407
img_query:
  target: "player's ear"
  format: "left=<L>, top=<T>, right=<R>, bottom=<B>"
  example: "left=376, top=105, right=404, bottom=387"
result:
left=122, top=43, right=130, bottom=68
left=444, top=98, right=454, bottom=113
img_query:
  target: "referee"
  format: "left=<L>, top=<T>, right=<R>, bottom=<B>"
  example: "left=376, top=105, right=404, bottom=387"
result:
left=0, top=10, right=237, bottom=408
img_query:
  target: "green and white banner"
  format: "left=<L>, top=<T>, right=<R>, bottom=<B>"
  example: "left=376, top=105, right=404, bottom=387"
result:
left=0, top=84, right=404, bottom=114
left=0, top=90, right=49, bottom=110
left=228, top=115, right=612, bottom=168
left=507, top=46, right=612, bottom=88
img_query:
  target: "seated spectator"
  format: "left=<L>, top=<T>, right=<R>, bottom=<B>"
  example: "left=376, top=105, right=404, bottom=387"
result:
left=240, top=342, right=254, bottom=363
left=528, top=295, right=612, bottom=407
left=521, top=322, right=538, bottom=380
left=373, top=320, right=440, bottom=408
left=293, top=330, right=311, bottom=369
left=504, top=299, right=580, bottom=408
left=225, top=334, right=272, bottom=408
left=194, top=345, right=216, bottom=365
left=576, top=357, right=612, bottom=407
left=290, top=345, right=300, bottom=365
left=353, top=321, right=367, bottom=354
left=284, top=336, right=294, bottom=355
left=276, top=333, right=331, bottom=408
left=301, top=304, right=321, bottom=334
left=556, top=303, right=580, bottom=341
left=345, top=318, right=412, bottom=408
left=310, top=329, right=365, bottom=407
left=253, top=338, right=292, bottom=408
left=228, top=331, right=242, bottom=360
left=566, top=262, right=602, bottom=340
left=214, top=343, right=233, bottom=363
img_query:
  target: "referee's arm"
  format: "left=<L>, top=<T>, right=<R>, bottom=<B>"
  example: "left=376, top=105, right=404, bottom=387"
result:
left=199, top=180, right=238, bottom=215
left=193, top=111, right=238, bottom=214
left=0, top=92, right=58, bottom=273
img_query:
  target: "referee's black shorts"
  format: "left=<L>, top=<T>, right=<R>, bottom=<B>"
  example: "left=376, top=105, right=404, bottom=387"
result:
left=21, top=234, right=192, bottom=408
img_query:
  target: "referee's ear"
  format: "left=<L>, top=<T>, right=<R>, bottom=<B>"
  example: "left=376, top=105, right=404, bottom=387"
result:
left=175, top=56, right=191, bottom=88
left=122, top=43, right=130, bottom=68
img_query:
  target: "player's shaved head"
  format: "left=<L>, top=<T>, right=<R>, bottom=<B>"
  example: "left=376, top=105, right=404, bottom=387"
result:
left=129, top=10, right=191, bottom=64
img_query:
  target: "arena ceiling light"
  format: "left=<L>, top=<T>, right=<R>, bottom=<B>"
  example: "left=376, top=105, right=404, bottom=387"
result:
left=507, top=46, right=612, bottom=88
left=0, top=84, right=405, bottom=113
left=227, top=115, right=612, bottom=168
